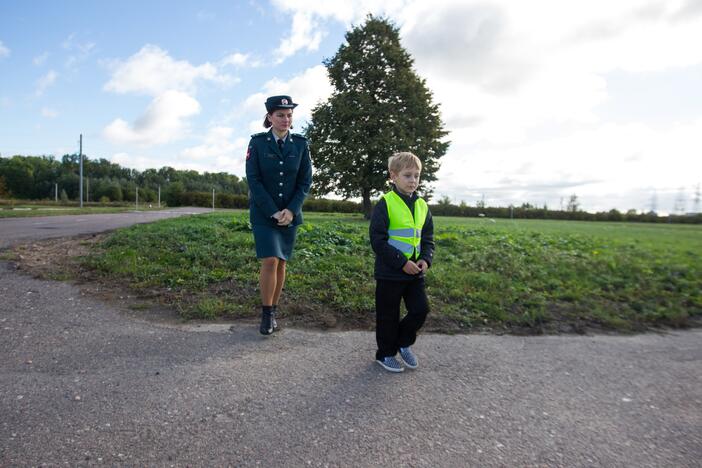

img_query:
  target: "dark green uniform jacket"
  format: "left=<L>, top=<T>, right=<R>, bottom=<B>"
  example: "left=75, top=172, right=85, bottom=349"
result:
left=245, top=129, right=312, bottom=227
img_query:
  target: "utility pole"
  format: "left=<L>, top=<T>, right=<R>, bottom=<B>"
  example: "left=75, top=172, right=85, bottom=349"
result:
left=673, top=187, right=686, bottom=215
left=79, top=134, right=83, bottom=208
left=212, top=188, right=215, bottom=211
left=158, top=185, right=161, bottom=208
left=136, top=187, right=139, bottom=211
left=55, top=183, right=58, bottom=202
left=86, top=177, right=89, bottom=203
left=694, top=183, right=701, bottom=214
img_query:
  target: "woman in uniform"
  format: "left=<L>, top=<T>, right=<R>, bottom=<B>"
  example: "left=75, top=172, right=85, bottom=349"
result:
left=245, top=95, right=312, bottom=335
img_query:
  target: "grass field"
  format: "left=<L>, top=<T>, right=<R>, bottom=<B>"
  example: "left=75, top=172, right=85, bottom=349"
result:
left=77, top=211, right=702, bottom=333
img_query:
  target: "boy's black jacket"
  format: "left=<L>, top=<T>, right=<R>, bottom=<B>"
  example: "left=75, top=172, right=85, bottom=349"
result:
left=369, top=186, right=435, bottom=281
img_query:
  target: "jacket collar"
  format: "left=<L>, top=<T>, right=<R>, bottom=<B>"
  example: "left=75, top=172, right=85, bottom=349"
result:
left=391, top=184, right=418, bottom=203
left=266, top=129, right=288, bottom=157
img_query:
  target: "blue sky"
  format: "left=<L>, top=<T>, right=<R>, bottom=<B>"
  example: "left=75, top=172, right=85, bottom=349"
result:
left=1, top=0, right=701, bottom=214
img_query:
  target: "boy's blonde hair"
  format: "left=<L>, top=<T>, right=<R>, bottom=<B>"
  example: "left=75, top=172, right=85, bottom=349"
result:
left=388, top=152, right=422, bottom=174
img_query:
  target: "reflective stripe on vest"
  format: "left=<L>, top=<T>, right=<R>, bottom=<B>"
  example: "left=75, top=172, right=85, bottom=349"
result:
left=384, top=191, right=428, bottom=259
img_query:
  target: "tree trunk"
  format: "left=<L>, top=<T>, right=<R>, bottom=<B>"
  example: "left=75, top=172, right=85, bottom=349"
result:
left=362, top=189, right=372, bottom=220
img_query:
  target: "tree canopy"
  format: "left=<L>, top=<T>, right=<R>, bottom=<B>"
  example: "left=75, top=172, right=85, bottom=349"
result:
left=0, top=154, right=248, bottom=203
left=305, top=15, right=449, bottom=217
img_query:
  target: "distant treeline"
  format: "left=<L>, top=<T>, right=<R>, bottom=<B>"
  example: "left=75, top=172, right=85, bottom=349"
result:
left=183, top=194, right=701, bottom=224
left=0, top=154, right=248, bottom=205
left=427, top=202, right=702, bottom=224
left=2, top=154, right=700, bottom=223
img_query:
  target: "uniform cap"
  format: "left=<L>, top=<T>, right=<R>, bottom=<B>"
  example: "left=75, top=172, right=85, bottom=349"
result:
left=265, top=95, right=298, bottom=112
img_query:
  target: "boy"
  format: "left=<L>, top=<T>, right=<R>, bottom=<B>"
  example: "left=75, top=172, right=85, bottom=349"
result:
left=369, top=152, right=435, bottom=372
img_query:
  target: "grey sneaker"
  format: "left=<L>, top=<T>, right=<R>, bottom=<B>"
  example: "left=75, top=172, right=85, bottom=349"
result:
left=376, top=356, right=405, bottom=373
left=399, top=347, right=418, bottom=369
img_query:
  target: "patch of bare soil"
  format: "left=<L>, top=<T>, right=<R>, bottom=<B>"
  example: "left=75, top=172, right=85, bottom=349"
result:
left=5, top=235, right=459, bottom=333
left=7, top=234, right=182, bottom=324
left=4, top=235, right=391, bottom=332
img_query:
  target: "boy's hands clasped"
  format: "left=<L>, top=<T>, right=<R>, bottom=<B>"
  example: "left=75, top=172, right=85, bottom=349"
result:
left=402, top=259, right=428, bottom=275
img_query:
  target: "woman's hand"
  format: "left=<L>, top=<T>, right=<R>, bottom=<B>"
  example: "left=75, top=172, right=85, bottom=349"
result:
left=277, top=209, right=294, bottom=226
left=417, top=259, right=429, bottom=273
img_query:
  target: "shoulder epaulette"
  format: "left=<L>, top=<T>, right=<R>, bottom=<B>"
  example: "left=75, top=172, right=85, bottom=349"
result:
left=291, top=133, right=307, bottom=140
left=250, top=132, right=268, bottom=138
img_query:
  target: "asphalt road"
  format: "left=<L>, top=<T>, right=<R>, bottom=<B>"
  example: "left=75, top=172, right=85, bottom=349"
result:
left=1, top=210, right=701, bottom=466
left=0, top=207, right=213, bottom=249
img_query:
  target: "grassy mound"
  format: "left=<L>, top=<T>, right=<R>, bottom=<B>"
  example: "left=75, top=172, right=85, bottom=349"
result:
left=82, top=212, right=702, bottom=333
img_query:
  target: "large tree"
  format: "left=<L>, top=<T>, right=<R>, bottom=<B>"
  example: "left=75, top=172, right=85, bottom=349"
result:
left=305, top=15, right=449, bottom=218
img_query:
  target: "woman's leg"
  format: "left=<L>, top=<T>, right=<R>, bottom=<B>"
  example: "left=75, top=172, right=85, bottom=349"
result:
left=272, top=259, right=286, bottom=306
left=259, top=257, right=279, bottom=306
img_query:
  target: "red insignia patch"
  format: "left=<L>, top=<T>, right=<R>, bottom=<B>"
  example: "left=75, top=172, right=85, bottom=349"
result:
left=246, top=146, right=251, bottom=160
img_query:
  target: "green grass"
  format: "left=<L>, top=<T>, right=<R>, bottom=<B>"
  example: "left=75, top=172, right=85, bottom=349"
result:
left=81, top=212, right=702, bottom=332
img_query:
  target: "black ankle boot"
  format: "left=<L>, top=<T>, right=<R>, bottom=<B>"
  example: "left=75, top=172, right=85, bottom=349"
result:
left=260, top=306, right=273, bottom=335
left=271, top=305, right=279, bottom=331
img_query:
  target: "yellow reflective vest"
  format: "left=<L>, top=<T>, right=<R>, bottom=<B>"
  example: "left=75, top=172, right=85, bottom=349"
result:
left=383, top=190, right=428, bottom=259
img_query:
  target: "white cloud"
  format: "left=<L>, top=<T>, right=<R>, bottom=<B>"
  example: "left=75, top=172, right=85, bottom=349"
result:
left=61, top=33, right=96, bottom=69
left=104, top=45, right=233, bottom=96
left=181, top=127, right=249, bottom=174
left=35, top=70, right=58, bottom=97
left=41, top=107, right=58, bottom=118
left=273, top=0, right=702, bottom=212
left=398, top=0, right=702, bottom=137
left=182, top=126, right=237, bottom=160
left=270, top=0, right=411, bottom=62
left=274, top=11, right=325, bottom=63
left=110, top=152, right=158, bottom=172
left=201, top=65, right=335, bottom=173
left=103, top=90, right=201, bottom=146
left=436, top=118, right=702, bottom=212
left=220, top=52, right=263, bottom=68
left=102, top=46, right=239, bottom=147
left=243, top=64, right=333, bottom=125
left=0, top=40, right=9, bottom=58
left=33, top=52, right=49, bottom=66
left=111, top=140, right=250, bottom=175
left=386, top=0, right=702, bottom=212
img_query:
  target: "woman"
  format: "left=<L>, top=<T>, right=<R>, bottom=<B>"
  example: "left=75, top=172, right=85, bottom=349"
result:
left=245, top=95, right=312, bottom=335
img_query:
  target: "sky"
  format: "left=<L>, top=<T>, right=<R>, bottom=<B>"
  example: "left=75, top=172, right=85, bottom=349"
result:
left=1, top=0, right=701, bottom=214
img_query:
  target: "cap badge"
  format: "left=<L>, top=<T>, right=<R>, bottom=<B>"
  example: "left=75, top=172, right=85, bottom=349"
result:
left=281, top=98, right=288, bottom=105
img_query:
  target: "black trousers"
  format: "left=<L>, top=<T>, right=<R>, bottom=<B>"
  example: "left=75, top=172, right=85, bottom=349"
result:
left=375, top=277, right=430, bottom=360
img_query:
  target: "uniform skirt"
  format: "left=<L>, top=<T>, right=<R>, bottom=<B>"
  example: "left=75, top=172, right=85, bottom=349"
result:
left=252, top=224, right=299, bottom=260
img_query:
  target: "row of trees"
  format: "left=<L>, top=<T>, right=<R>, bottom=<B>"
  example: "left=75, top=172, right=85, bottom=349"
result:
left=0, top=154, right=248, bottom=205
left=430, top=200, right=702, bottom=224
left=2, top=152, right=700, bottom=223
left=171, top=192, right=702, bottom=223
